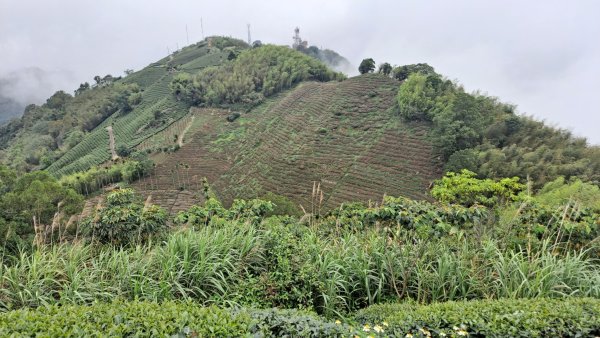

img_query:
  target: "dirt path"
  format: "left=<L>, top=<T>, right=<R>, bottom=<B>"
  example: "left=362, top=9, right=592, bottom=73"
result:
left=177, top=115, right=195, bottom=147
left=106, top=125, right=118, bottom=160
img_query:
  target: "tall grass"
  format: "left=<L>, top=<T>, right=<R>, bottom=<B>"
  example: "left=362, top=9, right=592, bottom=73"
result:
left=0, top=220, right=598, bottom=315
left=0, top=224, right=264, bottom=310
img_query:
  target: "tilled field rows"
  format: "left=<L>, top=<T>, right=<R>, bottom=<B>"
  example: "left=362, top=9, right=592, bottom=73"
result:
left=132, top=74, right=442, bottom=213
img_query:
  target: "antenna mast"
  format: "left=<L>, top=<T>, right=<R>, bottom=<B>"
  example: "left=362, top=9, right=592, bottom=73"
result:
left=247, top=24, right=251, bottom=45
left=292, top=27, right=301, bottom=48
left=186, top=24, right=189, bottom=45
left=201, top=17, right=204, bottom=39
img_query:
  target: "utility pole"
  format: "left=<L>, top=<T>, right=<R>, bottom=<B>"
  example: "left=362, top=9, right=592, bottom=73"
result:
left=186, top=24, right=189, bottom=45
left=201, top=17, right=204, bottom=39
left=247, top=23, right=251, bottom=45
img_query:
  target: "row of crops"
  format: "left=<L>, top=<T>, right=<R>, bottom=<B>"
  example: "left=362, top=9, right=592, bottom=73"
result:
left=47, top=41, right=231, bottom=177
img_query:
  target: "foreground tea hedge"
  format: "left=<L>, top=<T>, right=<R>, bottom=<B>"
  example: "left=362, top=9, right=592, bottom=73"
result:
left=0, top=301, right=354, bottom=337
left=355, top=297, right=600, bottom=337
left=1, top=298, right=599, bottom=337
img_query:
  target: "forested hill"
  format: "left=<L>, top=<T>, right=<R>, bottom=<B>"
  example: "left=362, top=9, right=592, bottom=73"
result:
left=0, top=36, right=598, bottom=213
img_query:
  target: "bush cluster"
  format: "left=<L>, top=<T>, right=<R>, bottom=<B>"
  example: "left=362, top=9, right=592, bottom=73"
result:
left=171, top=45, right=344, bottom=106
left=355, top=298, right=600, bottom=337
left=1, top=298, right=598, bottom=337
left=0, top=301, right=249, bottom=337
left=59, top=155, right=153, bottom=196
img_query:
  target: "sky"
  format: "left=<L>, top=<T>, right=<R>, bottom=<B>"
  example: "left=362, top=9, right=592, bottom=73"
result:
left=1, top=0, right=599, bottom=143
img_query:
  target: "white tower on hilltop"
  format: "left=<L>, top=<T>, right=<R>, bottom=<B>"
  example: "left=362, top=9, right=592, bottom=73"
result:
left=293, top=27, right=302, bottom=48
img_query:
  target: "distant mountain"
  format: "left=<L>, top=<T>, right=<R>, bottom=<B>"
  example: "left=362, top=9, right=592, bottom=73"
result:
left=0, top=95, right=23, bottom=125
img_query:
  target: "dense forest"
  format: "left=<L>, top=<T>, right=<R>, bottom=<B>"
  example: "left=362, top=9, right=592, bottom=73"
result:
left=392, top=64, right=600, bottom=188
left=170, top=44, right=345, bottom=107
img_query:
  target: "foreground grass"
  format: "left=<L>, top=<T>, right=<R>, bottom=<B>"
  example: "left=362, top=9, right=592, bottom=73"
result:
left=1, top=219, right=599, bottom=316
left=1, top=298, right=598, bottom=337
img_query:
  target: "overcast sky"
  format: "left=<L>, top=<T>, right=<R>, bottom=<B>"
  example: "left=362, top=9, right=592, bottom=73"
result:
left=1, top=0, right=599, bottom=143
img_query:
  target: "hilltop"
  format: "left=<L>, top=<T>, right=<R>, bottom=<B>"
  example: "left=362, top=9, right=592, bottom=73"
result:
left=0, top=36, right=598, bottom=214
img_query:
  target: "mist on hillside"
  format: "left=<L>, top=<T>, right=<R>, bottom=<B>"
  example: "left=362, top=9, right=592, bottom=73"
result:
left=0, top=67, right=75, bottom=124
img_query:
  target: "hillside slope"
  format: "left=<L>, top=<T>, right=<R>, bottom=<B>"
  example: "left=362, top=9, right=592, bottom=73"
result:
left=0, top=38, right=235, bottom=174
left=131, top=74, right=442, bottom=213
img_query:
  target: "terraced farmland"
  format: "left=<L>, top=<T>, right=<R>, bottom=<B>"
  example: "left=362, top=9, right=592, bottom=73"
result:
left=47, top=41, right=230, bottom=177
left=131, top=74, right=443, bottom=213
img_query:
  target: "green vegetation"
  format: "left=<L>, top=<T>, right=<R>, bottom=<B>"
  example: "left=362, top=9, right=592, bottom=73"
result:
left=359, top=58, right=376, bottom=74
left=0, top=37, right=239, bottom=176
left=1, top=35, right=600, bottom=335
left=392, top=63, right=437, bottom=81
left=0, top=166, right=82, bottom=254
left=1, top=298, right=598, bottom=337
left=355, top=298, right=600, bottom=337
left=396, top=67, right=600, bottom=189
left=431, top=169, right=524, bottom=207
left=378, top=62, right=392, bottom=76
left=171, top=44, right=344, bottom=107
left=535, top=176, right=600, bottom=209
left=0, top=302, right=250, bottom=337
left=59, top=152, right=154, bottom=196
left=0, top=168, right=598, bottom=334
left=80, top=189, right=167, bottom=246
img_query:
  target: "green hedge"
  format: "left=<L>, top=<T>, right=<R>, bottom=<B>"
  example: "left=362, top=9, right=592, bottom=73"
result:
left=355, top=298, right=600, bottom=337
left=1, top=298, right=599, bottom=337
left=0, top=301, right=355, bottom=337
left=0, top=301, right=249, bottom=337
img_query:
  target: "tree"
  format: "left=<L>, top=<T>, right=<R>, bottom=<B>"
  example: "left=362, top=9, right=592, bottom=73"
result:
left=45, top=91, right=72, bottom=110
left=124, top=69, right=134, bottom=75
left=378, top=62, right=392, bottom=76
left=116, top=144, right=131, bottom=157
left=393, top=63, right=436, bottom=81
left=74, top=82, right=90, bottom=96
left=397, top=73, right=453, bottom=121
left=358, top=58, right=376, bottom=74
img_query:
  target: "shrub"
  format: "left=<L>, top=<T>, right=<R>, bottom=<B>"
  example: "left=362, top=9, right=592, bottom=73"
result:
left=227, top=111, right=241, bottom=122
left=535, top=176, right=600, bottom=210
left=174, top=197, right=273, bottom=227
left=0, top=301, right=366, bottom=337
left=81, top=189, right=167, bottom=246
left=0, top=301, right=250, bottom=337
left=322, top=195, right=489, bottom=238
left=115, top=144, right=131, bottom=157
left=262, top=191, right=302, bottom=217
left=431, top=169, right=524, bottom=207
left=392, top=63, right=437, bottom=81
left=242, top=308, right=354, bottom=337
left=396, top=72, right=453, bottom=121
left=355, top=298, right=600, bottom=337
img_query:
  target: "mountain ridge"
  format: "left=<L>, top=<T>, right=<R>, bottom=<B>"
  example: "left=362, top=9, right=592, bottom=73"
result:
left=1, top=36, right=598, bottom=214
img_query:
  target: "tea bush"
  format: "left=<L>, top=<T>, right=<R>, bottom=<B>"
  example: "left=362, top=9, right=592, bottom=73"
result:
left=355, top=297, right=600, bottom=337
left=0, top=301, right=249, bottom=337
